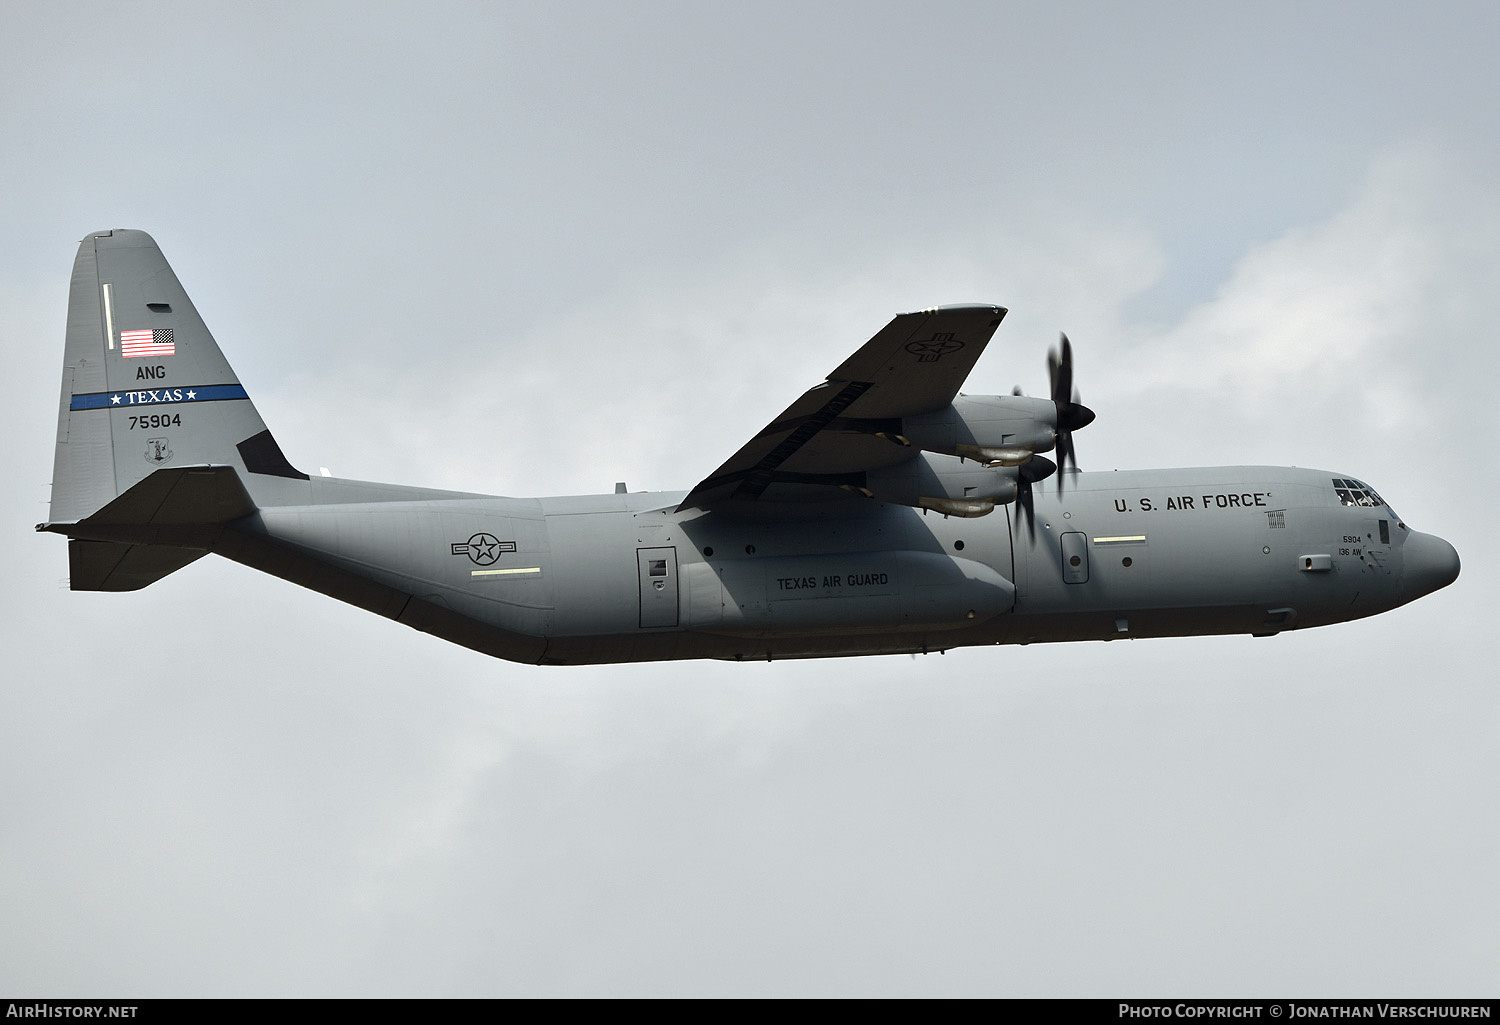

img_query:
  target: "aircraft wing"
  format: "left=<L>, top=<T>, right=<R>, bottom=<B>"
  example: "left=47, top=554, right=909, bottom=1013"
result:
left=678, top=304, right=1006, bottom=512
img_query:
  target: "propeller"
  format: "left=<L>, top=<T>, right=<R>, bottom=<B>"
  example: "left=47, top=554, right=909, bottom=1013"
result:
left=1046, top=333, right=1095, bottom=492
left=1013, top=455, right=1055, bottom=542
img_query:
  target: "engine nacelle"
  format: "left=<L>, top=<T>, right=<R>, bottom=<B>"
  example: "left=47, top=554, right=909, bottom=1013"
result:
left=900, top=394, right=1060, bottom=463
left=860, top=451, right=1020, bottom=517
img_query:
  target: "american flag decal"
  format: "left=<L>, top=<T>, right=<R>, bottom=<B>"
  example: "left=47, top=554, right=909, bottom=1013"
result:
left=120, top=328, right=175, bottom=358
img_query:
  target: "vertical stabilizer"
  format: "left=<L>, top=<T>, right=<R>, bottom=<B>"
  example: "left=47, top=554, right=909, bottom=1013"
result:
left=49, top=229, right=306, bottom=526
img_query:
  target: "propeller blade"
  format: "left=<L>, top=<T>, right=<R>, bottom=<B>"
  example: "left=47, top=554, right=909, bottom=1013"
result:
left=1046, top=333, right=1093, bottom=491
left=1016, top=455, right=1052, bottom=542
left=1017, top=478, right=1035, bottom=543
left=1048, top=333, right=1074, bottom=406
left=1055, top=430, right=1075, bottom=493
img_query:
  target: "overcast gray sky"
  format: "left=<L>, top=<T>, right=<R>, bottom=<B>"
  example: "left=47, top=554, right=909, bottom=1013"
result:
left=3, top=1, right=1496, bottom=997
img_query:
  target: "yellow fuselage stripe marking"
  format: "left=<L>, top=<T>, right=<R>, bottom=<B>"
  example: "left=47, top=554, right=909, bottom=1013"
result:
left=102, top=282, right=115, bottom=350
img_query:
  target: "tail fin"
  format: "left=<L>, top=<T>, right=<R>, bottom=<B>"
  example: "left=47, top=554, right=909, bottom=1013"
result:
left=45, top=229, right=307, bottom=588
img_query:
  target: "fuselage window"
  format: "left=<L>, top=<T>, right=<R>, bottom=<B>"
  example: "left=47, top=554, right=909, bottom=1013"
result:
left=1332, top=478, right=1383, bottom=508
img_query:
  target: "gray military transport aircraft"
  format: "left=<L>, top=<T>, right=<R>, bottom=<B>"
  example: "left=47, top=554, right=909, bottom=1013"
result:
left=40, top=230, right=1460, bottom=665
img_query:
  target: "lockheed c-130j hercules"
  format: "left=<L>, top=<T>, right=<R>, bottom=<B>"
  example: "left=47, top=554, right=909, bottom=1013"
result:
left=40, top=230, right=1459, bottom=665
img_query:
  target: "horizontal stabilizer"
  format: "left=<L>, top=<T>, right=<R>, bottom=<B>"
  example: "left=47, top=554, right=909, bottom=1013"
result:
left=68, top=539, right=206, bottom=591
left=81, top=464, right=256, bottom=527
left=40, top=465, right=258, bottom=591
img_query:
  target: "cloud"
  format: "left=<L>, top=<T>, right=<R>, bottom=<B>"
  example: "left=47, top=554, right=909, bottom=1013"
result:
left=1106, top=146, right=1500, bottom=457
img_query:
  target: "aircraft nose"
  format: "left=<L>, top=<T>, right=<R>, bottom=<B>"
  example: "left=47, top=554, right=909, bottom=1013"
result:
left=1402, top=530, right=1460, bottom=603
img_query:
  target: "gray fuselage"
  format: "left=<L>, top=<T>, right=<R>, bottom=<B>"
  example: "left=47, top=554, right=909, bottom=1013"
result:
left=232, top=464, right=1456, bottom=665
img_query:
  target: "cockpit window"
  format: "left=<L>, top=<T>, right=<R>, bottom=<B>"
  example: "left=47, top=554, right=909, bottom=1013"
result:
left=1332, top=478, right=1384, bottom=508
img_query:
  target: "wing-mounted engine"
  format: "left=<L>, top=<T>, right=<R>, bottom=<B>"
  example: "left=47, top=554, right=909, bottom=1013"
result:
left=901, top=393, right=1064, bottom=466
left=899, top=335, right=1093, bottom=470
left=848, top=335, right=1094, bottom=521
left=856, top=449, right=1057, bottom=518
left=679, top=307, right=1092, bottom=523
